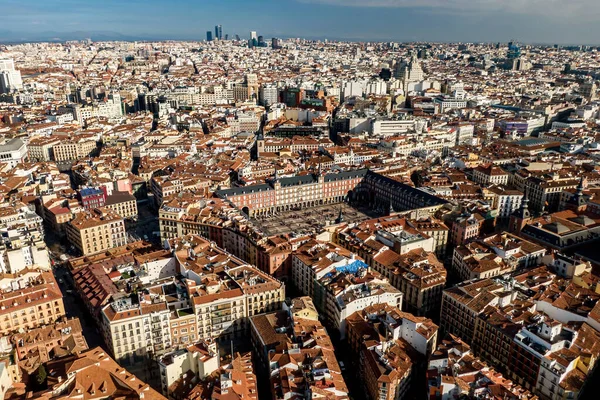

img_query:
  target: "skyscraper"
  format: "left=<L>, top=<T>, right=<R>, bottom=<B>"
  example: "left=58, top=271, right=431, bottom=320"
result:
left=250, top=31, right=257, bottom=41
left=206, top=31, right=213, bottom=41
left=0, top=59, right=23, bottom=94
left=215, top=25, right=222, bottom=40
left=507, top=40, right=521, bottom=59
left=272, top=38, right=280, bottom=49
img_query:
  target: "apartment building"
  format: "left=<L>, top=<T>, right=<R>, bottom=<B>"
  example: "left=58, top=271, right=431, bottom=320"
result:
left=79, top=187, right=106, bottom=210
left=157, top=340, right=219, bottom=395
left=0, top=269, right=65, bottom=336
left=440, top=278, right=510, bottom=345
left=525, top=176, right=580, bottom=213
left=406, top=217, right=449, bottom=259
left=335, top=215, right=435, bottom=261
left=65, top=208, right=126, bottom=256
left=158, top=198, right=296, bottom=278
left=373, top=248, right=447, bottom=316
left=169, top=235, right=285, bottom=342
left=486, top=185, right=524, bottom=219
left=151, top=175, right=211, bottom=206
left=451, top=232, right=546, bottom=281
left=346, top=303, right=438, bottom=400
left=428, top=334, right=537, bottom=400
left=292, top=239, right=362, bottom=298
left=101, top=297, right=172, bottom=365
left=440, top=266, right=600, bottom=398
left=42, top=205, right=73, bottom=236
left=105, top=191, right=138, bottom=219
left=333, top=216, right=446, bottom=316
left=472, top=164, right=510, bottom=186
left=22, top=347, right=166, bottom=400
left=313, top=266, right=403, bottom=337
left=12, top=318, right=88, bottom=376
left=27, top=136, right=61, bottom=161
left=70, top=93, right=123, bottom=125
left=53, top=137, right=97, bottom=162
left=450, top=213, right=483, bottom=246
left=472, top=306, right=531, bottom=378
left=249, top=298, right=349, bottom=400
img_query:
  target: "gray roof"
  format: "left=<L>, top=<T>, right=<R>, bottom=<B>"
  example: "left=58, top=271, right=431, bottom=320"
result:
left=0, top=138, right=25, bottom=152
left=324, top=169, right=368, bottom=182
left=105, top=191, right=136, bottom=205
left=215, top=169, right=369, bottom=197
left=280, top=174, right=316, bottom=187
left=543, top=222, right=570, bottom=234
left=215, top=183, right=273, bottom=197
left=365, top=170, right=448, bottom=206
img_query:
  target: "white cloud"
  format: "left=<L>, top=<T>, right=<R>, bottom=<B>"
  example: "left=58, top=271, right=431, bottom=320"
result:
left=296, top=0, right=599, bottom=18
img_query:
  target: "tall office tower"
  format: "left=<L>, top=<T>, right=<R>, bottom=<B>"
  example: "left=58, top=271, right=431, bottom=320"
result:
left=394, top=53, right=424, bottom=88
left=206, top=31, right=213, bottom=41
left=0, top=59, right=23, bottom=94
left=214, top=25, right=223, bottom=40
left=250, top=31, right=257, bottom=40
left=272, top=38, right=280, bottom=49
left=225, top=34, right=229, bottom=40
left=260, top=84, right=278, bottom=106
left=507, top=40, right=521, bottom=59
left=258, top=36, right=265, bottom=47
left=235, top=35, right=240, bottom=41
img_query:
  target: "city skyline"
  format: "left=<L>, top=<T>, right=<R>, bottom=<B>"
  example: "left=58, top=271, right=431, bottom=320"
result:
left=2, top=2, right=600, bottom=397
left=1, top=0, right=600, bottom=45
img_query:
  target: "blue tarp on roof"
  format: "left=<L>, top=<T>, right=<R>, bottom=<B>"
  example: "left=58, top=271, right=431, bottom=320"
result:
left=335, top=259, right=368, bottom=275
left=80, top=187, right=103, bottom=197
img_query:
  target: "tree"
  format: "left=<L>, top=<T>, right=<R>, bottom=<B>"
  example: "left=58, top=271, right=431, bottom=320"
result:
left=35, top=365, right=47, bottom=387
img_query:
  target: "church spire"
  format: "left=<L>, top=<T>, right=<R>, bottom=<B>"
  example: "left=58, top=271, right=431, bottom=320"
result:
left=567, top=176, right=587, bottom=210
left=335, top=205, right=344, bottom=224
left=576, top=176, right=585, bottom=196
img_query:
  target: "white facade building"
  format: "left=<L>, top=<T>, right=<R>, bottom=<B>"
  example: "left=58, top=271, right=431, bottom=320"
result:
left=260, top=84, right=279, bottom=106
left=372, top=118, right=416, bottom=137
left=0, top=138, right=27, bottom=168
left=71, top=92, right=123, bottom=125
left=328, top=278, right=403, bottom=338
left=158, top=340, right=219, bottom=395
left=0, top=59, right=23, bottom=93
left=101, top=298, right=172, bottom=365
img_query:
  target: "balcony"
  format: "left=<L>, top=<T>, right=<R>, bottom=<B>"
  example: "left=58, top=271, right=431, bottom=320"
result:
left=210, top=304, right=231, bottom=312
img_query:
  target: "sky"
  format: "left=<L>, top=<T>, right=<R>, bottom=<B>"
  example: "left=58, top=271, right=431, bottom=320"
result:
left=1, top=0, right=600, bottom=44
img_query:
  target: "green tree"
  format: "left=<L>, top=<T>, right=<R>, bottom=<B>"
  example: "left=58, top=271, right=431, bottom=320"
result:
left=35, top=365, right=47, bottom=387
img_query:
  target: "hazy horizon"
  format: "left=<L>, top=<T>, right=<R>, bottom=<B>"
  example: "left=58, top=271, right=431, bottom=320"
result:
left=2, top=0, right=600, bottom=45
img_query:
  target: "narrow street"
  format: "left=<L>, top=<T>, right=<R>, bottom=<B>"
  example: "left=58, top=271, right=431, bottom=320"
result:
left=329, top=328, right=367, bottom=400
left=52, top=264, right=105, bottom=350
